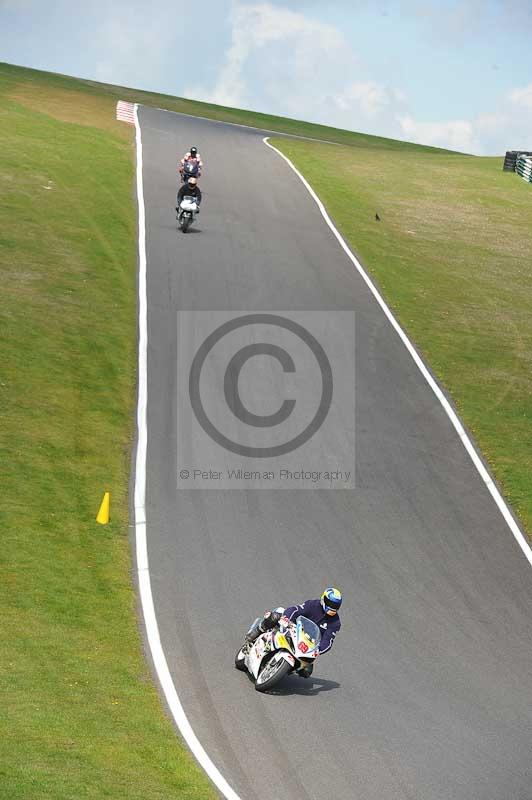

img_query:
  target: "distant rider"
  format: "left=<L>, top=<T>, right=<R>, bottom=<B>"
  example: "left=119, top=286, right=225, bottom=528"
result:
left=245, top=587, right=342, bottom=678
left=176, top=176, right=202, bottom=221
left=179, top=145, right=203, bottom=179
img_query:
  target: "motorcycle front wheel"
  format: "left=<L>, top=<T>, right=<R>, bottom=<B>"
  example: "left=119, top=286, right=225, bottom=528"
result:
left=234, top=645, right=247, bottom=671
left=181, top=216, right=191, bottom=233
left=255, top=655, right=291, bottom=692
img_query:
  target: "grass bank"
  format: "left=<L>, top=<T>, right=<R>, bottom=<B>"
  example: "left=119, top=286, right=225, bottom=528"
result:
left=271, top=138, right=532, bottom=536
left=0, top=65, right=215, bottom=798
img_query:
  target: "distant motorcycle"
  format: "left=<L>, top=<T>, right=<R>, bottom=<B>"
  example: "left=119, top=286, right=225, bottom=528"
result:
left=180, top=160, right=201, bottom=184
left=177, top=196, right=200, bottom=233
left=235, top=614, right=321, bottom=692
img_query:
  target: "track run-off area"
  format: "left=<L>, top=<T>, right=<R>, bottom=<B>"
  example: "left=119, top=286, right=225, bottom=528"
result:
left=133, top=104, right=532, bottom=800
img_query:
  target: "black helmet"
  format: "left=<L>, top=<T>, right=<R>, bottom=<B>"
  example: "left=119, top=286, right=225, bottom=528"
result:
left=190, top=146, right=198, bottom=157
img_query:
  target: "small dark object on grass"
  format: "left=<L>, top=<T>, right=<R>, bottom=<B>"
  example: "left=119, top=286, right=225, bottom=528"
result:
left=375, top=213, right=381, bottom=221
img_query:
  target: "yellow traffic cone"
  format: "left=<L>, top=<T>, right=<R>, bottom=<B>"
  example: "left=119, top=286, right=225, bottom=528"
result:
left=96, top=492, right=110, bottom=524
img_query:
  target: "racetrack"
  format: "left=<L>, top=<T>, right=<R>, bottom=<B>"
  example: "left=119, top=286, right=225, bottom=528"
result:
left=137, top=105, right=532, bottom=800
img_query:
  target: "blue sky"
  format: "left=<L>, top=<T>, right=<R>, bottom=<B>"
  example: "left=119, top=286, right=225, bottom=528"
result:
left=2, top=0, right=532, bottom=154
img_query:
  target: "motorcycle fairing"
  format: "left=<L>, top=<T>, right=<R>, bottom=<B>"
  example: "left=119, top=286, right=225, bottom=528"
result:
left=246, top=631, right=273, bottom=678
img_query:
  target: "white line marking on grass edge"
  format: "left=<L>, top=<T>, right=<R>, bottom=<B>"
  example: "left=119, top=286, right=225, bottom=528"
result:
left=262, top=136, right=532, bottom=569
left=133, top=104, right=242, bottom=800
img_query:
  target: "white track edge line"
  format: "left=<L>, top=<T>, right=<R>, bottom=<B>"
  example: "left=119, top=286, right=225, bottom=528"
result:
left=133, top=103, right=242, bottom=800
left=262, top=136, right=532, bottom=569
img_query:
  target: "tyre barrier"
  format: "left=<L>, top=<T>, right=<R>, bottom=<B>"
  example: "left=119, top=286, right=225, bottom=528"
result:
left=503, top=150, right=532, bottom=171
left=516, top=155, right=532, bottom=184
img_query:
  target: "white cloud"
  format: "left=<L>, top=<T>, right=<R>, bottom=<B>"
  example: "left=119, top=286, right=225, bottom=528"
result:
left=334, top=82, right=402, bottom=117
left=468, top=83, right=532, bottom=154
left=398, top=115, right=476, bottom=153
left=398, top=85, right=532, bottom=155
left=509, top=83, right=532, bottom=110
left=475, top=88, right=532, bottom=153
left=184, top=2, right=356, bottom=110
left=184, top=2, right=408, bottom=138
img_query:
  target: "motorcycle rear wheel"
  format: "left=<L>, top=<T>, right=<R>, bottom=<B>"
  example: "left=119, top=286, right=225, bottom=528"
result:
left=255, top=656, right=291, bottom=692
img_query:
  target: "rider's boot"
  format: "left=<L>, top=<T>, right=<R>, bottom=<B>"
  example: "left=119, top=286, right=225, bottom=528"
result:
left=245, top=619, right=262, bottom=645
left=245, top=610, right=282, bottom=644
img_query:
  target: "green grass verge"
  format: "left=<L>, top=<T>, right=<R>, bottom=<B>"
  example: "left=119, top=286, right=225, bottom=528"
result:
left=0, top=67, right=216, bottom=798
left=271, top=138, right=532, bottom=536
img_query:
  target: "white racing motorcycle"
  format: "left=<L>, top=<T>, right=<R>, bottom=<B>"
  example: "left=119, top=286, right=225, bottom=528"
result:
left=177, top=195, right=199, bottom=233
left=235, top=614, right=321, bottom=692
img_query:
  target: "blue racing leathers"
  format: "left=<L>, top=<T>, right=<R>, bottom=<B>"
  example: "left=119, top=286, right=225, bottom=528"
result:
left=283, top=599, right=341, bottom=654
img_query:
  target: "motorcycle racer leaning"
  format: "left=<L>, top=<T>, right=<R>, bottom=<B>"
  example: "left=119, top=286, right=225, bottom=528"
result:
left=245, top=587, right=342, bottom=679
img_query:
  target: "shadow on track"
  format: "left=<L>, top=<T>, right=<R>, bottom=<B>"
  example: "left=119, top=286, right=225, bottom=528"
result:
left=239, top=669, right=340, bottom=696
left=173, top=226, right=202, bottom=234
left=267, top=676, right=340, bottom=696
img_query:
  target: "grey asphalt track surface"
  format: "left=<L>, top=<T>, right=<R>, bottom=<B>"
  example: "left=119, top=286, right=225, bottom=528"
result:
left=138, top=106, right=532, bottom=800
